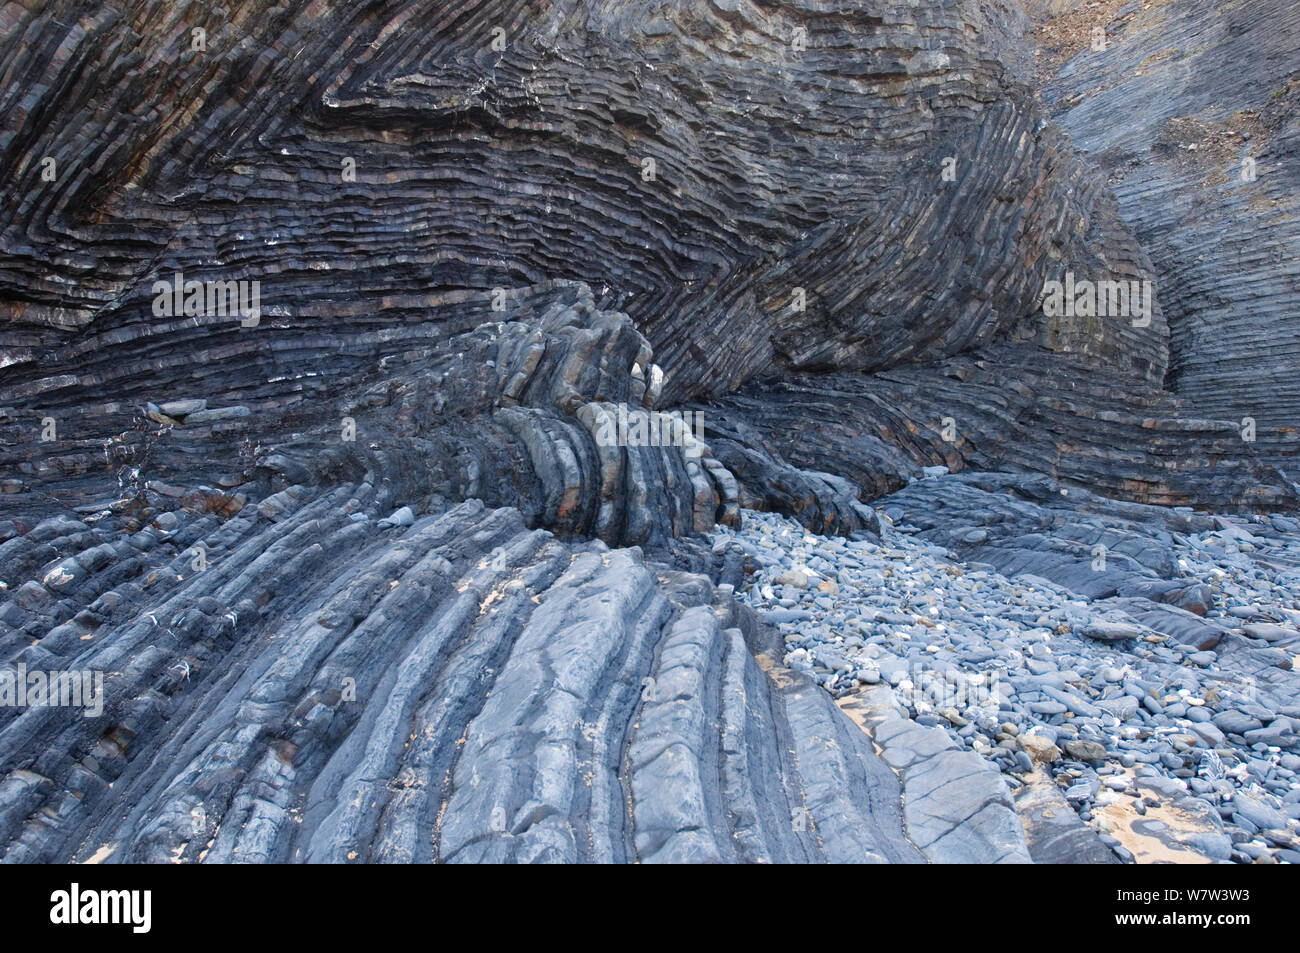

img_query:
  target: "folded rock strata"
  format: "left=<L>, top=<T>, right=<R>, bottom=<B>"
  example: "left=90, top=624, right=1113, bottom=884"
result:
left=2, top=0, right=1167, bottom=404
left=0, top=281, right=749, bottom=549
left=701, top=346, right=1298, bottom=513
left=0, top=490, right=943, bottom=863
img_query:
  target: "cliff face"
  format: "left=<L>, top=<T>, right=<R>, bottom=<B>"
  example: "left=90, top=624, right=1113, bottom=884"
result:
left=1032, top=0, right=1300, bottom=468
left=0, top=1, right=1296, bottom=865
left=2, top=0, right=1166, bottom=399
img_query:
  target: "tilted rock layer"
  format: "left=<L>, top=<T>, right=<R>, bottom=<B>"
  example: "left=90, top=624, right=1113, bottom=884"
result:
left=0, top=493, right=941, bottom=863
left=1032, top=0, right=1300, bottom=467
left=0, top=0, right=1295, bottom=863
left=3, top=0, right=1168, bottom=402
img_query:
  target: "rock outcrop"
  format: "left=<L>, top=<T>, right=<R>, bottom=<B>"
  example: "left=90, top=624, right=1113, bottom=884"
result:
left=0, top=280, right=744, bottom=548
left=0, top=493, right=939, bottom=863
left=700, top=345, right=1298, bottom=513
left=1031, top=0, right=1300, bottom=468
left=0, top=0, right=1297, bottom=864
left=2, top=0, right=1168, bottom=403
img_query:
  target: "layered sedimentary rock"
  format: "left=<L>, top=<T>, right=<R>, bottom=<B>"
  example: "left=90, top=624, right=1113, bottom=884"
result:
left=701, top=345, right=1298, bottom=513
left=2, top=0, right=1168, bottom=405
left=4, top=0, right=1283, bottom=515
left=0, top=0, right=1296, bottom=865
left=1029, top=0, right=1300, bottom=467
left=0, top=280, right=747, bottom=548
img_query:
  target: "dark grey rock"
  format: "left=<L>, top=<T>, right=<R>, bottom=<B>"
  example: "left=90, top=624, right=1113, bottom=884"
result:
left=1214, top=710, right=1265, bottom=736
left=1039, top=0, right=1300, bottom=469
left=0, top=0, right=1297, bottom=867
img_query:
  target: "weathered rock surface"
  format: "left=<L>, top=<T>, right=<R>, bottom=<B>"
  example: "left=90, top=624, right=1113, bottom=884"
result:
left=0, top=280, right=747, bottom=549
left=1032, top=0, right=1300, bottom=468
left=0, top=0, right=1297, bottom=864
left=701, top=347, right=1297, bottom=513
left=841, top=689, right=1032, bottom=863
left=1014, top=772, right=1119, bottom=864
left=1, top=0, right=1168, bottom=405
left=0, top=489, right=934, bottom=863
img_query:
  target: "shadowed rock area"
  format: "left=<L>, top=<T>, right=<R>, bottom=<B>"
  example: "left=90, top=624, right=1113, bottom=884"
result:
left=0, top=0, right=1297, bottom=864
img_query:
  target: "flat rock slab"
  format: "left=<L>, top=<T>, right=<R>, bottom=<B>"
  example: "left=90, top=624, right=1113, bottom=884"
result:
left=1093, top=777, right=1233, bottom=864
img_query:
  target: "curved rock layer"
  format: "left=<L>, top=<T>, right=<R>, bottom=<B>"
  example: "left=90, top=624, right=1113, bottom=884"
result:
left=0, top=280, right=757, bottom=548
left=1, top=0, right=1166, bottom=404
left=701, top=345, right=1298, bottom=513
left=0, top=0, right=1295, bottom=867
left=0, top=484, right=1013, bottom=863
left=1032, top=0, right=1300, bottom=466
